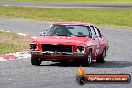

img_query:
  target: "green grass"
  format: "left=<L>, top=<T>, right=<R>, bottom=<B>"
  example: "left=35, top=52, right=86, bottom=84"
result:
left=0, top=31, right=30, bottom=54
left=0, top=6, right=132, bottom=27
left=0, top=0, right=132, bottom=4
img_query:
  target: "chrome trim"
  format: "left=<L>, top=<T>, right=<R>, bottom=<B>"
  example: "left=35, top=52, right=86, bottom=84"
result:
left=31, top=51, right=85, bottom=56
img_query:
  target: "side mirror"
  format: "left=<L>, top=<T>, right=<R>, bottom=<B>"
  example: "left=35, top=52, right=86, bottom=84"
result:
left=94, top=35, right=98, bottom=38
left=100, top=35, right=104, bottom=38
left=92, top=35, right=98, bottom=40
left=40, top=32, right=45, bottom=36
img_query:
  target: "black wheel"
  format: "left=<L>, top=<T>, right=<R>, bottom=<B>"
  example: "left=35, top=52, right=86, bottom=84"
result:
left=31, top=56, right=41, bottom=66
left=96, top=48, right=106, bottom=63
left=76, top=75, right=86, bottom=85
left=83, top=51, right=92, bottom=67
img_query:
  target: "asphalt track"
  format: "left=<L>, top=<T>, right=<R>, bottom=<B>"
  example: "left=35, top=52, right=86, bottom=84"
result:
left=0, top=2, right=132, bottom=8
left=0, top=18, right=132, bottom=88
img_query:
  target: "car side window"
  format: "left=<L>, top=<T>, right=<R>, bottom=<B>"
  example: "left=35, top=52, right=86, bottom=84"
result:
left=94, top=27, right=102, bottom=37
left=94, top=27, right=100, bottom=37
left=90, top=26, right=97, bottom=38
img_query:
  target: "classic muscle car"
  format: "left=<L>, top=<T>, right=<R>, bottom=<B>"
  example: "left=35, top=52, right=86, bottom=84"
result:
left=30, top=22, right=108, bottom=66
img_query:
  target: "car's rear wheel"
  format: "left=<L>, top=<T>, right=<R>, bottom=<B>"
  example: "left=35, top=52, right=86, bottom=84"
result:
left=31, top=56, right=41, bottom=66
left=96, top=48, right=106, bottom=63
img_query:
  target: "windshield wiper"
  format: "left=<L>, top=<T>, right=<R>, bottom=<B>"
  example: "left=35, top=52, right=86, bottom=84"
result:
left=73, top=35, right=88, bottom=37
left=57, top=34, right=71, bottom=36
left=47, top=34, right=56, bottom=36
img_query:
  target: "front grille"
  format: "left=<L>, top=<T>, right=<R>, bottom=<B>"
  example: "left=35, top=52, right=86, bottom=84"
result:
left=42, top=44, right=72, bottom=52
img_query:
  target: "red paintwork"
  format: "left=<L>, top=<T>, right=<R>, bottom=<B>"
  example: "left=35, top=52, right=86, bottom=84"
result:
left=32, top=36, right=91, bottom=53
left=30, top=22, right=108, bottom=62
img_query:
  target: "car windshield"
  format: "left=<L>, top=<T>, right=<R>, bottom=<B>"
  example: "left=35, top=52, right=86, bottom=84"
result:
left=45, top=25, right=91, bottom=37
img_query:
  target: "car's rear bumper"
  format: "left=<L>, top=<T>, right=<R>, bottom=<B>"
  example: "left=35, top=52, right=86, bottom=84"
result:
left=31, top=51, right=86, bottom=61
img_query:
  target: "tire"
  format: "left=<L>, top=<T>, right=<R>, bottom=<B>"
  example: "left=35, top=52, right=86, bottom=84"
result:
left=31, top=57, right=41, bottom=66
left=76, top=75, right=86, bottom=85
left=60, top=61, right=67, bottom=66
left=96, top=48, right=106, bottom=63
left=83, top=51, right=92, bottom=67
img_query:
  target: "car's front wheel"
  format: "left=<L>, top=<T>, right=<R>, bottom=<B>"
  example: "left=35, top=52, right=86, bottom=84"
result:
left=31, top=56, right=42, bottom=66
left=83, top=51, right=92, bottom=67
left=96, top=48, right=106, bottom=63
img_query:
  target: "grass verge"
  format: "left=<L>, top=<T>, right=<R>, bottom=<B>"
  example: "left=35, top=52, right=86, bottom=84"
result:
left=0, top=0, right=132, bottom=4
left=0, top=30, right=30, bottom=55
left=0, top=6, right=132, bottom=27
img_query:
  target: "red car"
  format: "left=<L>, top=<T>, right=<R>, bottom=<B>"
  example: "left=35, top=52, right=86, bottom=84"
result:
left=30, top=22, right=108, bottom=66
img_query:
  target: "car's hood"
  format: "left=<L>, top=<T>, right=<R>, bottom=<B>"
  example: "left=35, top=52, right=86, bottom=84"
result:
left=32, top=36, right=91, bottom=45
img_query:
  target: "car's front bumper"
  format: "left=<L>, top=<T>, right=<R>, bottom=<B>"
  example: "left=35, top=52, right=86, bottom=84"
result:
left=31, top=51, right=86, bottom=61
left=31, top=51, right=85, bottom=56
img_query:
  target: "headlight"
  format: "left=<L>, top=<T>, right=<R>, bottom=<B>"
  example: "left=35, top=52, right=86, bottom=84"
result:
left=30, top=44, right=38, bottom=50
left=77, top=46, right=85, bottom=53
left=87, top=42, right=94, bottom=47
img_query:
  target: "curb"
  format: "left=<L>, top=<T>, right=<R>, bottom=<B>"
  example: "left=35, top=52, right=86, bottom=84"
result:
left=0, top=29, right=32, bottom=61
left=0, top=52, right=31, bottom=61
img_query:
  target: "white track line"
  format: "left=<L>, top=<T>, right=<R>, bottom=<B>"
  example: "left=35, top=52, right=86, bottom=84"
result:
left=3, top=5, right=9, bottom=7
left=17, top=33, right=27, bottom=36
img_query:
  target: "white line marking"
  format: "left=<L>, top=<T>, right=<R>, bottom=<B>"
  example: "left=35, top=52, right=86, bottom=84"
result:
left=0, top=30, right=5, bottom=32
left=31, top=36, right=38, bottom=39
left=17, top=33, right=27, bottom=36
left=0, top=57, right=7, bottom=61
left=3, top=5, right=9, bottom=6
left=5, top=31, right=10, bottom=32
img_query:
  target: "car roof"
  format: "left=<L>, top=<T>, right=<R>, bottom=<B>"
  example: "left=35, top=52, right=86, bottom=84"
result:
left=53, top=22, right=92, bottom=26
